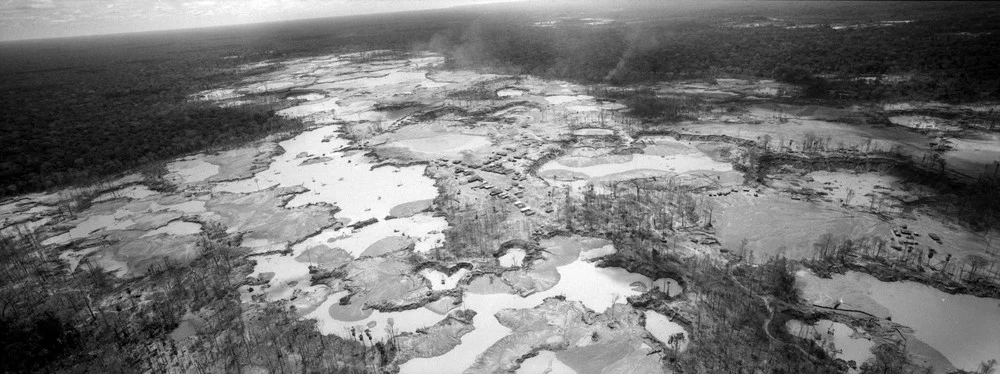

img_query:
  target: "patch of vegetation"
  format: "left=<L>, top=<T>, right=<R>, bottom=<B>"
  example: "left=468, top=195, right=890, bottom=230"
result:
left=436, top=197, right=533, bottom=260
left=140, top=162, right=178, bottom=193
left=774, top=66, right=834, bottom=99
left=672, top=258, right=841, bottom=374
left=587, top=87, right=696, bottom=121
left=560, top=178, right=710, bottom=237
left=0, top=223, right=381, bottom=373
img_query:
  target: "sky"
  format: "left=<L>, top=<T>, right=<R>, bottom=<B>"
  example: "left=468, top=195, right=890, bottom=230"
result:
left=0, top=0, right=525, bottom=41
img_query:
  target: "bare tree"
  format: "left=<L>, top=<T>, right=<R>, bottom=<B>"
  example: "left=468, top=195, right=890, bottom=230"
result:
left=760, top=134, right=772, bottom=152
left=667, top=332, right=686, bottom=355
left=966, top=254, right=990, bottom=281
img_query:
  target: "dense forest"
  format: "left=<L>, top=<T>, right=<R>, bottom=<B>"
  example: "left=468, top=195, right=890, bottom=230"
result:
left=431, top=1, right=1000, bottom=101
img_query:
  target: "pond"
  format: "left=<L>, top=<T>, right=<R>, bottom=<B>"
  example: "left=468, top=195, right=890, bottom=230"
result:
left=797, top=270, right=1000, bottom=372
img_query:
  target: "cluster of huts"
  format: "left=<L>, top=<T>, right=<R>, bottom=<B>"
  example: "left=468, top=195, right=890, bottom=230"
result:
left=437, top=150, right=537, bottom=216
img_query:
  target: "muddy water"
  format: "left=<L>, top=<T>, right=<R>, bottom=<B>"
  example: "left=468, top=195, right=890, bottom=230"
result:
left=213, top=124, right=438, bottom=219
left=572, top=128, right=615, bottom=136
left=516, top=351, right=577, bottom=373
left=400, top=239, right=652, bottom=374
left=538, top=152, right=732, bottom=181
left=714, top=195, right=890, bottom=261
left=388, top=133, right=492, bottom=156
left=544, top=95, right=591, bottom=105
left=942, top=133, right=1000, bottom=178
left=889, top=115, right=948, bottom=130
left=798, top=271, right=1000, bottom=372
left=786, top=319, right=874, bottom=370
left=306, top=290, right=446, bottom=341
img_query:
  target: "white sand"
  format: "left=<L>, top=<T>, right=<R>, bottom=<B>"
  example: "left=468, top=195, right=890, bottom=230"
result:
left=539, top=154, right=731, bottom=180
left=167, top=158, right=220, bottom=184
left=499, top=248, right=527, bottom=267
left=213, top=125, right=438, bottom=220
left=43, top=213, right=134, bottom=246
left=389, top=134, right=491, bottom=156
left=420, top=268, right=470, bottom=291
left=156, top=200, right=207, bottom=214
left=295, top=213, right=447, bottom=258
left=544, top=95, right=591, bottom=105
left=59, top=246, right=103, bottom=272
left=248, top=254, right=313, bottom=301
left=942, top=134, right=1000, bottom=177
left=94, top=185, right=158, bottom=202
left=193, top=88, right=240, bottom=101
left=578, top=242, right=616, bottom=260
left=498, top=89, right=526, bottom=97
left=567, top=105, right=600, bottom=112
left=888, top=115, right=952, bottom=130
left=141, top=221, right=201, bottom=237
left=245, top=80, right=308, bottom=94
left=277, top=98, right=342, bottom=118
left=289, top=93, right=326, bottom=101
left=644, top=310, right=689, bottom=351
left=313, top=70, right=429, bottom=91
left=305, top=290, right=446, bottom=341
left=572, top=128, right=615, bottom=136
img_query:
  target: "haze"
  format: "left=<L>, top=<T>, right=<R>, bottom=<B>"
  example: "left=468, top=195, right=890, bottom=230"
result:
left=0, top=0, right=524, bottom=41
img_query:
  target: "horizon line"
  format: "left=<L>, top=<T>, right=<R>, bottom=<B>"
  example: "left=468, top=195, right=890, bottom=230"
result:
left=0, top=0, right=529, bottom=43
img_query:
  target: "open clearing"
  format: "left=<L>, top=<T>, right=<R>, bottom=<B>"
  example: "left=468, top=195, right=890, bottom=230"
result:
left=387, top=133, right=492, bottom=156
left=713, top=193, right=891, bottom=261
